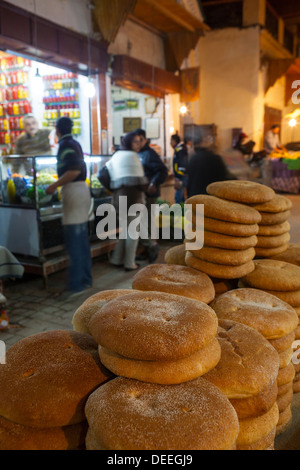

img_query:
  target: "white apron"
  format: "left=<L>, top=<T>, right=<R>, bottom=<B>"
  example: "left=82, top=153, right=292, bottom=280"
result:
left=61, top=182, right=92, bottom=226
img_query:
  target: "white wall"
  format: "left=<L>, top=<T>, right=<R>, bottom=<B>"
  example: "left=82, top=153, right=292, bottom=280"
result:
left=5, top=0, right=93, bottom=36
left=186, top=26, right=262, bottom=152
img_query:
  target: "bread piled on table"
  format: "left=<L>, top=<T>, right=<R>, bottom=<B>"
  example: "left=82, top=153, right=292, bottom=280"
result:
left=0, top=330, right=112, bottom=450
left=204, top=319, right=280, bottom=450
left=184, top=193, right=261, bottom=279
left=240, top=259, right=300, bottom=397
left=210, top=288, right=298, bottom=437
left=206, top=181, right=291, bottom=259
left=84, top=290, right=241, bottom=450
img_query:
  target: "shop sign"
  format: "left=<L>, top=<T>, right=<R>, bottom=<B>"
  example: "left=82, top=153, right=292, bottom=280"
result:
left=126, top=99, right=139, bottom=110
left=113, top=100, right=127, bottom=111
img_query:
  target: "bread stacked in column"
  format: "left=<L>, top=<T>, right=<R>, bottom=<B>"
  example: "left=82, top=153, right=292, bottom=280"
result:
left=84, top=290, right=240, bottom=450
left=210, top=288, right=299, bottom=437
left=204, top=319, right=280, bottom=450
left=0, top=330, right=112, bottom=450
left=240, top=259, right=300, bottom=397
left=184, top=194, right=261, bottom=280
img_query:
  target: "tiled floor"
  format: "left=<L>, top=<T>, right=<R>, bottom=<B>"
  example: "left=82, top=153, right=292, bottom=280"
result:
left=1, top=194, right=300, bottom=350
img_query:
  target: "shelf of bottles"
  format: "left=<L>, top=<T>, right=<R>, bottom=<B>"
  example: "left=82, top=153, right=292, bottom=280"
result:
left=42, top=73, right=81, bottom=136
left=0, top=55, right=32, bottom=154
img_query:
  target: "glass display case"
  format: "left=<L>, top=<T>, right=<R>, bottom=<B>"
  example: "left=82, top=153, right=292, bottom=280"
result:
left=0, top=154, right=113, bottom=259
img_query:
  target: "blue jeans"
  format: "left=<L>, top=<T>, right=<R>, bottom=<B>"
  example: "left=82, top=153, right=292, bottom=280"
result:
left=175, top=176, right=188, bottom=204
left=63, top=223, right=92, bottom=292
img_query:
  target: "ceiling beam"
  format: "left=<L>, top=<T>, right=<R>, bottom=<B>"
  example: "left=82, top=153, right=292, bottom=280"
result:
left=142, top=0, right=208, bottom=32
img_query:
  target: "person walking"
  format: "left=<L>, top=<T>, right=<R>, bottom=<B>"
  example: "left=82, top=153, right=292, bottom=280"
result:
left=98, top=132, right=148, bottom=271
left=170, top=134, right=188, bottom=204
left=134, top=128, right=168, bottom=263
left=46, top=117, right=92, bottom=294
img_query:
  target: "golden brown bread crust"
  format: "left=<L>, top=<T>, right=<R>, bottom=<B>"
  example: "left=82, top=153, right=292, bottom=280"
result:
left=229, top=380, right=278, bottom=419
left=190, top=245, right=256, bottom=266
left=268, top=331, right=295, bottom=353
left=258, top=221, right=290, bottom=237
left=276, top=405, right=292, bottom=436
left=236, top=403, right=279, bottom=447
left=278, top=348, right=293, bottom=369
left=190, top=232, right=258, bottom=250
left=277, top=363, right=295, bottom=386
left=0, top=330, right=112, bottom=428
left=204, top=320, right=279, bottom=398
left=256, top=232, right=290, bottom=249
left=200, top=216, right=259, bottom=237
left=236, top=427, right=276, bottom=451
left=89, top=291, right=218, bottom=362
left=185, top=252, right=255, bottom=280
left=85, top=377, right=239, bottom=450
left=277, top=381, right=294, bottom=397
left=270, top=243, right=300, bottom=267
left=276, top=387, right=293, bottom=413
left=210, top=288, right=299, bottom=340
left=98, top=338, right=221, bottom=385
left=185, top=194, right=262, bottom=224
left=250, top=195, right=292, bottom=213
left=132, top=264, right=215, bottom=304
left=293, top=379, right=300, bottom=393
left=72, top=289, right=136, bottom=334
left=238, top=280, right=300, bottom=308
left=164, top=244, right=186, bottom=266
left=255, top=244, right=289, bottom=258
left=0, top=416, right=88, bottom=450
left=259, top=211, right=291, bottom=226
left=206, top=180, right=275, bottom=204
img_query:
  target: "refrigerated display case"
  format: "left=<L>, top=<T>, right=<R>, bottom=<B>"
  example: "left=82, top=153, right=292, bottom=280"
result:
left=0, top=154, right=116, bottom=286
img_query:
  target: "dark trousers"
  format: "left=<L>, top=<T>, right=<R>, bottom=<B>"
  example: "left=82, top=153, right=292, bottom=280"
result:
left=63, top=222, right=92, bottom=292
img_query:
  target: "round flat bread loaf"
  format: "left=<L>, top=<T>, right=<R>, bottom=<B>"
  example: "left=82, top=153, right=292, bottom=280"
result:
left=98, top=338, right=221, bottom=385
left=277, top=388, right=293, bottom=413
left=185, top=252, right=255, bottom=279
left=206, top=180, right=275, bottom=204
left=236, top=402, right=279, bottom=447
left=259, top=210, right=290, bottom=225
left=72, top=289, right=137, bottom=334
left=132, top=264, right=215, bottom=304
left=185, top=194, right=262, bottom=224
left=164, top=244, right=186, bottom=266
left=277, top=381, right=293, bottom=397
left=256, top=232, right=290, bottom=249
left=204, top=320, right=279, bottom=399
left=84, top=376, right=239, bottom=450
left=258, top=221, right=290, bottom=237
left=278, top=348, right=293, bottom=369
left=277, top=363, right=295, bottom=387
left=0, top=416, right=88, bottom=451
left=293, top=380, right=300, bottom=393
left=270, top=243, right=300, bottom=267
left=276, top=405, right=292, bottom=436
left=194, top=232, right=258, bottom=250
left=0, top=330, right=112, bottom=428
left=239, top=284, right=300, bottom=308
left=250, top=195, right=292, bottom=213
left=229, top=381, right=278, bottom=420
left=88, top=291, right=218, bottom=362
left=268, top=331, right=295, bottom=353
left=199, top=216, right=259, bottom=237
left=241, top=259, right=300, bottom=292
left=190, top=245, right=255, bottom=266
left=210, top=288, right=299, bottom=340
left=255, top=244, right=289, bottom=258
left=236, top=427, right=276, bottom=451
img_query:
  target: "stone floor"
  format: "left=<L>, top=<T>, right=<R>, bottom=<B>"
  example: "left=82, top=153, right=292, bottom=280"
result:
left=1, top=193, right=300, bottom=349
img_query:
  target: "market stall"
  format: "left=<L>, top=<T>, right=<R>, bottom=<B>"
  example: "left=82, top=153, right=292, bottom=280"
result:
left=265, top=151, right=300, bottom=194
left=0, top=154, right=117, bottom=287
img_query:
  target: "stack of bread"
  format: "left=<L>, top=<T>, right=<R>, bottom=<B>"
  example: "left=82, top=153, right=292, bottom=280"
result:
left=84, top=290, right=241, bottom=450
left=184, top=194, right=261, bottom=280
left=248, top=195, right=292, bottom=259
left=240, top=259, right=300, bottom=396
left=210, top=288, right=299, bottom=437
left=204, top=319, right=280, bottom=450
left=270, top=243, right=300, bottom=267
left=132, top=263, right=215, bottom=304
left=0, top=330, right=111, bottom=450
left=206, top=181, right=291, bottom=259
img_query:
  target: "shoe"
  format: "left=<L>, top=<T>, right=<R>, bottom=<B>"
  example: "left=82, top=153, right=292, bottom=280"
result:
left=124, top=264, right=140, bottom=272
left=148, top=244, right=159, bottom=263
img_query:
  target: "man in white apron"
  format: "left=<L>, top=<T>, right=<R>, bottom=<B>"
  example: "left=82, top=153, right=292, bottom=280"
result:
left=46, top=117, right=92, bottom=294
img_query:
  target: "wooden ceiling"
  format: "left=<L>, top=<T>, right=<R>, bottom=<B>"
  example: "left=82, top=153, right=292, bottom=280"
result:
left=269, top=0, right=300, bottom=34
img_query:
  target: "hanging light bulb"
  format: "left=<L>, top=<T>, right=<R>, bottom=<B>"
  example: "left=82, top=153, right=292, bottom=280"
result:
left=84, top=79, right=96, bottom=98
left=180, top=104, right=188, bottom=116
left=33, top=67, right=44, bottom=94
left=289, top=118, right=297, bottom=128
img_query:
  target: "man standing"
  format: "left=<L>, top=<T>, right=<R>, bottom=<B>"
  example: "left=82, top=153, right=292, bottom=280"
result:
left=170, top=134, right=188, bottom=204
left=134, top=128, right=168, bottom=263
left=264, top=125, right=287, bottom=155
left=46, top=117, right=92, bottom=295
left=186, top=130, right=233, bottom=198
